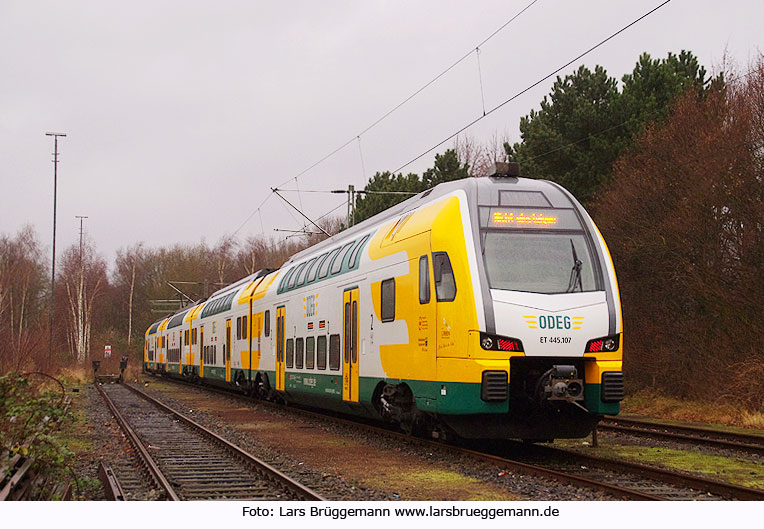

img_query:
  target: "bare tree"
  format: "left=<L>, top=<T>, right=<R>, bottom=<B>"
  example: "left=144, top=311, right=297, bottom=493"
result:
left=453, top=130, right=511, bottom=177
left=59, top=240, right=107, bottom=363
left=0, top=226, right=47, bottom=372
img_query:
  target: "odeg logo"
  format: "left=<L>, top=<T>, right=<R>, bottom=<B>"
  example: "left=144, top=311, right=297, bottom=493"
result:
left=540, top=315, right=571, bottom=329
left=524, top=315, right=584, bottom=330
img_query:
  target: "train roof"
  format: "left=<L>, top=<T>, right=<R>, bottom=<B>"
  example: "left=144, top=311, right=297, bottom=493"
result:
left=286, top=175, right=574, bottom=265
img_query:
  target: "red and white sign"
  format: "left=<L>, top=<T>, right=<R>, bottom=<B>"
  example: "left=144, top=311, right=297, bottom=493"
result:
left=104, top=345, right=112, bottom=358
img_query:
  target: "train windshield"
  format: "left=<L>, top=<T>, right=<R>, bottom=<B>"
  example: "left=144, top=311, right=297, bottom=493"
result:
left=482, top=231, right=597, bottom=294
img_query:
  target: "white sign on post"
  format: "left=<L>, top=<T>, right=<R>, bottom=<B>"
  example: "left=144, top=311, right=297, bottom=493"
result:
left=104, top=345, right=111, bottom=358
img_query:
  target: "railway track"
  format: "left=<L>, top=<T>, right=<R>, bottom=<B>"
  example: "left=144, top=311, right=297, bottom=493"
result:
left=96, top=381, right=325, bottom=501
left=146, top=375, right=764, bottom=501
left=599, top=416, right=764, bottom=456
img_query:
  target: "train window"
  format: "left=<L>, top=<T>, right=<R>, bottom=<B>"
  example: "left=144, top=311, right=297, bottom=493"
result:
left=432, top=252, right=457, bottom=302
left=295, top=338, right=304, bottom=369
left=352, top=300, right=358, bottom=363
left=298, top=257, right=317, bottom=286
left=344, top=302, right=351, bottom=363
left=242, top=315, right=247, bottom=339
left=288, top=263, right=306, bottom=289
left=264, top=310, right=271, bottom=336
left=329, top=334, right=340, bottom=370
left=308, top=253, right=328, bottom=282
left=331, top=242, right=355, bottom=275
left=347, top=234, right=369, bottom=269
left=381, top=278, right=395, bottom=322
left=419, top=255, right=430, bottom=304
left=306, top=337, right=315, bottom=369
left=236, top=317, right=241, bottom=340
left=286, top=339, right=294, bottom=368
left=280, top=267, right=297, bottom=291
left=316, top=335, right=326, bottom=370
left=498, top=190, right=551, bottom=207
left=319, top=248, right=340, bottom=279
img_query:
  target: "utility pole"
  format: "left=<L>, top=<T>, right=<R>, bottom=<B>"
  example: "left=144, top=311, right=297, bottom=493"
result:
left=331, top=186, right=417, bottom=228
left=76, top=216, right=88, bottom=261
left=46, top=132, right=66, bottom=367
left=347, top=185, right=355, bottom=228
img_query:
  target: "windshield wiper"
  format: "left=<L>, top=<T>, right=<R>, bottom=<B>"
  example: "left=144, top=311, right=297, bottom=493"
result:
left=566, top=239, right=583, bottom=293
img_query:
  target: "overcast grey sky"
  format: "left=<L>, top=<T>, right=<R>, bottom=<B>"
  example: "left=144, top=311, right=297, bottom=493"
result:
left=1, top=0, right=761, bottom=268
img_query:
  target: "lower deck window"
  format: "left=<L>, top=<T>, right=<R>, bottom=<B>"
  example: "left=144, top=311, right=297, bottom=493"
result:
left=295, top=338, right=304, bottom=368
left=316, top=335, right=326, bottom=370
left=306, top=337, right=315, bottom=369
left=329, top=334, right=340, bottom=370
left=286, top=338, right=294, bottom=368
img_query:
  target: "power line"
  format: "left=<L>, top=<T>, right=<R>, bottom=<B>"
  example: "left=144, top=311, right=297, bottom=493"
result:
left=228, top=0, right=542, bottom=239
left=271, top=188, right=331, bottom=237
left=526, top=65, right=763, bottom=163
left=389, top=0, right=672, bottom=175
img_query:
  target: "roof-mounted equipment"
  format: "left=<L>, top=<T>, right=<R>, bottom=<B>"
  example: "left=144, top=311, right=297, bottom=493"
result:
left=488, top=162, right=520, bottom=178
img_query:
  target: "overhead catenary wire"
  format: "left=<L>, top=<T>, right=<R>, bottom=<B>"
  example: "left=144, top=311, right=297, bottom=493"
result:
left=229, top=1, right=540, bottom=239
left=271, top=188, right=331, bottom=237
left=525, top=65, right=764, bottom=163
left=270, top=0, right=541, bottom=193
left=389, top=0, right=672, bottom=175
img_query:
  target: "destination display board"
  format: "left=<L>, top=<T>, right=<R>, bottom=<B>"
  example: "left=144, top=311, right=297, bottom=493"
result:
left=481, top=208, right=582, bottom=230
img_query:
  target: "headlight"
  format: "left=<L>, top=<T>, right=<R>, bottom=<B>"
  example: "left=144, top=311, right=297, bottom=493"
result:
left=586, top=334, right=621, bottom=353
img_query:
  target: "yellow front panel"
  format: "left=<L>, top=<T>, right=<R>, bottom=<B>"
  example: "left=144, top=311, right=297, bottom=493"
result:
left=584, top=360, right=623, bottom=384
left=368, top=196, right=480, bottom=380
left=437, top=357, right=513, bottom=383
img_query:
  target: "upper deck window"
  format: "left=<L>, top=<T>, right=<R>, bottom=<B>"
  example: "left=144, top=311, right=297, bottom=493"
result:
left=319, top=248, right=340, bottom=279
left=288, top=262, right=306, bottom=289
left=297, top=257, right=316, bottom=286
left=308, top=253, right=328, bottom=282
left=331, top=242, right=355, bottom=275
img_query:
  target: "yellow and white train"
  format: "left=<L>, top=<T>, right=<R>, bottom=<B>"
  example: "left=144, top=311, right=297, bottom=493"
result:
left=145, top=165, right=623, bottom=440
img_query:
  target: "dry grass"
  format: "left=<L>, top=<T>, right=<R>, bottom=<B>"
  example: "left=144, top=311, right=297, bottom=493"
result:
left=56, top=366, right=92, bottom=386
left=623, top=388, right=764, bottom=430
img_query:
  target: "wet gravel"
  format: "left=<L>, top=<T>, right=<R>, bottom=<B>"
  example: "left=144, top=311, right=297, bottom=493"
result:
left=136, top=377, right=616, bottom=501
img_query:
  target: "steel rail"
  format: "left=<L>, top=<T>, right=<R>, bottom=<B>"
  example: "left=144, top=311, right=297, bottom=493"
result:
left=122, top=383, right=326, bottom=501
left=98, top=461, right=126, bottom=501
left=95, top=382, right=180, bottom=500
left=600, top=417, right=764, bottom=455
left=150, top=374, right=764, bottom=500
left=148, top=375, right=662, bottom=500
left=530, top=444, right=764, bottom=501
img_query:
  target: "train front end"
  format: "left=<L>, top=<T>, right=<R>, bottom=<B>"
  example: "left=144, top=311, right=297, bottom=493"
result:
left=441, top=169, right=623, bottom=441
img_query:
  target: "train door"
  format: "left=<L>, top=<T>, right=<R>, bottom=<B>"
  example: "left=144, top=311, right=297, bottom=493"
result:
left=342, top=287, right=360, bottom=403
left=179, top=331, right=183, bottom=374
left=225, top=319, right=231, bottom=383
left=276, top=306, right=285, bottom=391
left=200, top=325, right=205, bottom=378
left=417, top=252, right=436, bottom=366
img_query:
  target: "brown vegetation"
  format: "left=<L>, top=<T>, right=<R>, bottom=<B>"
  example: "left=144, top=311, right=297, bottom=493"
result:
left=0, top=215, right=342, bottom=375
left=594, top=61, right=764, bottom=408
